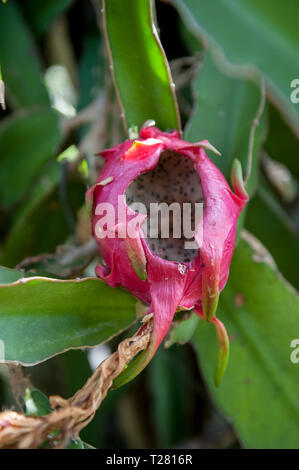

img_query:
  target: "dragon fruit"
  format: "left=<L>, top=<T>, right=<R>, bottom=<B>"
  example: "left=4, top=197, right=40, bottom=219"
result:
left=87, top=122, right=248, bottom=386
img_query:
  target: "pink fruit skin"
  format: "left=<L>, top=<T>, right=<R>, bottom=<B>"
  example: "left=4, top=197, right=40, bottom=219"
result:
left=87, top=125, right=248, bottom=366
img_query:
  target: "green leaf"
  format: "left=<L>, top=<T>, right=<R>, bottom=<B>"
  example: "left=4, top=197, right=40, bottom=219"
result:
left=245, top=184, right=299, bottom=290
left=22, top=0, right=73, bottom=36
left=148, top=346, right=193, bottom=447
left=0, top=273, right=137, bottom=364
left=0, top=0, right=49, bottom=107
left=265, top=103, right=299, bottom=179
left=1, top=166, right=85, bottom=268
left=0, top=161, right=59, bottom=267
left=165, top=312, right=199, bottom=348
left=185, top=53, right=265, bottom=195
left=175, top=0, right=299, bottom=133
left=0, top=108, right=61, bottom=209
left=0, top=266, right=38, bottom=283
left=193, top=232, right=299, bottom=449
left=103, top=0, right=181, bottom=133
left=78, top=32, right=105, bottom=112
left=24, top=389, right=52, bottom=416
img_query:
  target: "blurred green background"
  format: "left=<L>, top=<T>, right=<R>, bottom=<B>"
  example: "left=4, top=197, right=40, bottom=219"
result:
left=0, top=0, right=298, bottom=449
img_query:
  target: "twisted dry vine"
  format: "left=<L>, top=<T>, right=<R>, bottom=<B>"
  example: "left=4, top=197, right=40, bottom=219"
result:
left=0, top=317, right=152, bottom=449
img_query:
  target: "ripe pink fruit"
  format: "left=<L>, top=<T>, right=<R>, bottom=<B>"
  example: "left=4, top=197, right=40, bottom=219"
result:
left=87, top=123, right=248, bottom=386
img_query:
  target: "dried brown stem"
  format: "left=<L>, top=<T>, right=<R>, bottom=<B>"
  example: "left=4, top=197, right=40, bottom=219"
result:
left=7, top=365, right=33, bottom=411
left=0, top=320, right=152, bottom=449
